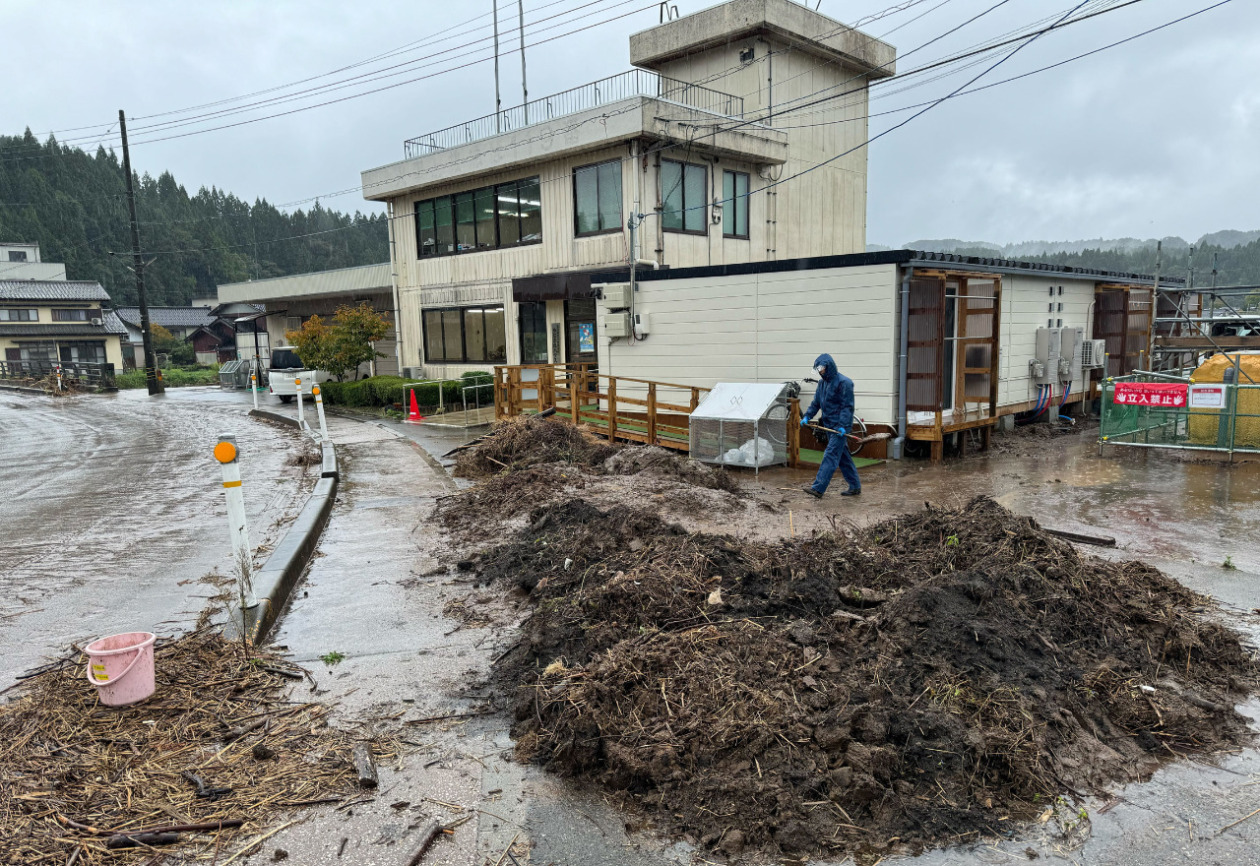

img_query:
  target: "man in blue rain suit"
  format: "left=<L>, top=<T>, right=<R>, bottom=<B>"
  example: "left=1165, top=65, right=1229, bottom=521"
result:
left=800, top=353, right=861, bottom=498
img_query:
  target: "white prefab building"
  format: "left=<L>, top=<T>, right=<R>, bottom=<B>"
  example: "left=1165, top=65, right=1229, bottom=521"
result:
left=588, top=250, right=1165, bottom=460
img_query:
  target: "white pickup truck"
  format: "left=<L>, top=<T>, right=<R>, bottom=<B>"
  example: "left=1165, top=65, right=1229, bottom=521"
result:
left=266, top=347, right=330, bottom=403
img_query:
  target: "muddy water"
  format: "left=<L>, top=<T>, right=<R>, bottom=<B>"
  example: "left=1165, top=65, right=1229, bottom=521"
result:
left=740, top=434, right=1260, bottom=576
left=0, top=387, right=311, bottom=682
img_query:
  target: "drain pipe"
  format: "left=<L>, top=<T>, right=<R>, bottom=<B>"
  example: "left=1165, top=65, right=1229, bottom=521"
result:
left=893, top=267, right=913, bottom=460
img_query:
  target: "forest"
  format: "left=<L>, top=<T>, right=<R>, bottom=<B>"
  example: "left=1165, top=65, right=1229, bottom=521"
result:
left=0, top=130, right=387, bottom=306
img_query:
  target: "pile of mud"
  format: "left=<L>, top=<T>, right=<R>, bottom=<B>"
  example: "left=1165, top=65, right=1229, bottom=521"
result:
left=474, top=496, right=1257, bottom=860
left=445, top=418, right=738, bottom=525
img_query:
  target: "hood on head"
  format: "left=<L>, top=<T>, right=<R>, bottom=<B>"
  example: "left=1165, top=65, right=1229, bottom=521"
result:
left=813, top=353, right=837, bottom=381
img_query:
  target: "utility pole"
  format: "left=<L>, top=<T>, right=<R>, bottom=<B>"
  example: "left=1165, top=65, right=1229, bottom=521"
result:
left=119, top=109, right=163, bottom=395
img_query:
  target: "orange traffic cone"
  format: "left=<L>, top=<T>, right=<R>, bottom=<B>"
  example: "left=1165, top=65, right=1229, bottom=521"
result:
left=406, top=389, right=424, bottom=424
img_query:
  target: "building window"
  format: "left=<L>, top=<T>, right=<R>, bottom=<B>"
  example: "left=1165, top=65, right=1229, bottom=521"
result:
left=59, top=342, right=107, bottom=364
left=661, top=160, right=707, bottom=233
left=573, top=160, right=622, bottom=236
left=722, top=170, right=750, bottom=239
left=415, top=176, right=541, bottom=258
left=8, top=251, right=27, bottom=262
left=18, top=342, right=56, bottom=361
left=422, top=307, right=507, bottom=363
left=53, top=308, right=92, bottom=322
left=0, top=308, right=38, bottom=322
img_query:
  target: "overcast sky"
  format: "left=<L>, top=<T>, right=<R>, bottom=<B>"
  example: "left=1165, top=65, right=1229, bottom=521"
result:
left=4, top=0, right=1256, bottom=247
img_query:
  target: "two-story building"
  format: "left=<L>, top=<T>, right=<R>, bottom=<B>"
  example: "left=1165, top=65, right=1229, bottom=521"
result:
left=0, top=242, right=68, bottom=281
left=0, top=279, right=127, bottom=370
left=361, top=0, right=895, bottom=379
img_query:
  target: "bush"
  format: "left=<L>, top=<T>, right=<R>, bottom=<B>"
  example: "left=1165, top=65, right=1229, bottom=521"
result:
left=115, top=366, right=220, bottom=389
left=318, top=374, right=488, bottom=410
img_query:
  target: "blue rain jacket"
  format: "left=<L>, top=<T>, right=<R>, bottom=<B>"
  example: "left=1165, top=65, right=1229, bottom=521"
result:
left=804, top=354, right=854, bottom=432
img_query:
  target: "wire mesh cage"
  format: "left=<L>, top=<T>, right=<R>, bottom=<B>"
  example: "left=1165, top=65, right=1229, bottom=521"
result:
left=688, top=383, right=792, bottom=472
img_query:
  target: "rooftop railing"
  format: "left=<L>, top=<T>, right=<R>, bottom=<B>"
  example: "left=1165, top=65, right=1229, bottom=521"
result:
left=404, top=69, right=745, bottom=159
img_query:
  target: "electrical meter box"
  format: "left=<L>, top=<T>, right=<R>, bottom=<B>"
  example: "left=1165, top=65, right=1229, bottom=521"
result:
left=1034, top=327, right=1061, bottom=385
left=601, top=283, right=632, bottom=309
left=602, top=311, right=632, bottom=339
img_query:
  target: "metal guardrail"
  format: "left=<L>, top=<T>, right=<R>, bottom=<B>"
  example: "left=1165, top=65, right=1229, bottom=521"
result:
left=1100, top=373, right=1260, bottom=455
left=0, top=359, right=117, bottom=389
left=404, top=69, right=745, bottom=158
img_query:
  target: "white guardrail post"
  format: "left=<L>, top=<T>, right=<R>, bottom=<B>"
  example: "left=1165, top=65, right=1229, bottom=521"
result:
left=214, top=436, right=257, bottom=609
left=295, top=375, right=305, bottom=428
left=313, top=383, right=329, bottom=441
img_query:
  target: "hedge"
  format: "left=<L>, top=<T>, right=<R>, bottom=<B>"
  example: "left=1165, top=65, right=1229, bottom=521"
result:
left=116, top=366, right=220, bottom=389
left=319, top=372, right=493, bottom=409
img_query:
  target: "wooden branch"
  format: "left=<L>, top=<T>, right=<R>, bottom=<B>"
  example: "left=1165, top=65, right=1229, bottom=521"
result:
left=353, top=744, right=379, bottom=789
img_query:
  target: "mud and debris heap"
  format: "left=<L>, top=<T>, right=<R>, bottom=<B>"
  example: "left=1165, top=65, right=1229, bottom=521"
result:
left=466, top=492, right=1257, bottom=860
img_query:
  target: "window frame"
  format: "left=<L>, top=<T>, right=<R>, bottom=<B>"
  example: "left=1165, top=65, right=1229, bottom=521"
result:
left=53, top=308, right=92, bottom=322
left=660, top=159, right=708, bottom=236
left=722, top=170, right=750, bottom=239
left=415, top=176, right=541, bottom=259
left=0, top=308, right=38, bottom=322
left=572, top=159, right=623, bottom=237
left=421, top=306, right=508, bottom=364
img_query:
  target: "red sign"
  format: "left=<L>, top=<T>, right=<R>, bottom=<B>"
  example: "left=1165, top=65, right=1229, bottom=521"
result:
left=1114, top=382, right=1188, bottom=408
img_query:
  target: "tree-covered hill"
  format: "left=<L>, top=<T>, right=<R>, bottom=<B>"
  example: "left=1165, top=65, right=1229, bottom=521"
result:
left=0, top=130, right=387, bottom=306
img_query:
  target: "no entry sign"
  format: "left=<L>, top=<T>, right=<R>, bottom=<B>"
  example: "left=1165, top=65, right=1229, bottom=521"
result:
left=1113, top=382, right=1188, bottom=408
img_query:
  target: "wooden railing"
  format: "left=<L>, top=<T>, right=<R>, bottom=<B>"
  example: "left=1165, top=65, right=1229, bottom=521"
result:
left=494, top=363, right=711, bottom=451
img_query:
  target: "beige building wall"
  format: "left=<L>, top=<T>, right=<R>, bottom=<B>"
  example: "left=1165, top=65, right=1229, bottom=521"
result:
left=997, top=274, right=1097, bottom=408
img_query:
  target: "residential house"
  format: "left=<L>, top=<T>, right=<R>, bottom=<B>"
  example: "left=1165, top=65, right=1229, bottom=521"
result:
left=360, top=0, right=895, bottom=379
left=0, top=279, right=126, bottom=370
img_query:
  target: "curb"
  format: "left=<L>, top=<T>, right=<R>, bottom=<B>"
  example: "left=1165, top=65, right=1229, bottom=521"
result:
left=0, top=383, right=50, bottom=395
left=231, top=409, right=339, bottom=645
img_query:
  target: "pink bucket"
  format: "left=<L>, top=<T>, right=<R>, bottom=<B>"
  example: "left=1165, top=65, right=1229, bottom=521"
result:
left=85, top=632, right=156, bottom=706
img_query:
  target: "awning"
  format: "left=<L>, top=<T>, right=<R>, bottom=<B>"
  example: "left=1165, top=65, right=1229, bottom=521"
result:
left=512, top=273, right=597, bottom=303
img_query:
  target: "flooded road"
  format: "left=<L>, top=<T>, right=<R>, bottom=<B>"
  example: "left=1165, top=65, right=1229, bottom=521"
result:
left=0, top=387, right=310, bottom=682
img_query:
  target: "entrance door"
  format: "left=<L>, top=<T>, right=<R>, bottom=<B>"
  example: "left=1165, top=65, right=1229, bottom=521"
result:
left=564, top=299, right=598, bottom=366
left=518, top=302, right=548, bottom=364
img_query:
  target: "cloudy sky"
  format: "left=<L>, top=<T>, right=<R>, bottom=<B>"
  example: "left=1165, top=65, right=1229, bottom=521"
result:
left=4, top=0, right=1256, bottom=247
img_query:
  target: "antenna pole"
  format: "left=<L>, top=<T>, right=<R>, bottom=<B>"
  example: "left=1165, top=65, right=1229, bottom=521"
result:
left=518, top=0, right=529, bottom=124
left=493, top=1, right=502, bottom=132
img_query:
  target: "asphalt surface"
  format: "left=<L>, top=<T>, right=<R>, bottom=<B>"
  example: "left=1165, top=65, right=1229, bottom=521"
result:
left=0, top=386, right=311, bottom=683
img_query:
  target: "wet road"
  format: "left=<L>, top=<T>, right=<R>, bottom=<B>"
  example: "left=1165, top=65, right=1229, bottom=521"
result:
left=0, top=387, right=310, bottom=682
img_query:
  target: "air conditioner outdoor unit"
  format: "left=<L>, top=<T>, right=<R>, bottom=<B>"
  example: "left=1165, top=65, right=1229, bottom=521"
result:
left=90, top=317, right=102, bottom=326
left=1081, top=339, right=1107, bottom=368
left=402, top=366, right=424, bottom=379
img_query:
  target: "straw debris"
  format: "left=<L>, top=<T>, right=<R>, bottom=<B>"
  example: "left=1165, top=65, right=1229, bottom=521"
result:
left=0, top=629, right=397, bottom=865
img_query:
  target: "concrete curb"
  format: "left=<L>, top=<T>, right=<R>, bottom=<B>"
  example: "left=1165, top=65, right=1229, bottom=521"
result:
left=231, top=409, right=339, bottom=645
left=0, top=383, right=49, bottom=395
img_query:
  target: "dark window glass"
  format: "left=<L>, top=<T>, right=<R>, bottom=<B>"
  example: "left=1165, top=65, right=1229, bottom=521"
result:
left=19, top=341, right=56, bottom=361
left=497, top=181, right=521, bottom=247
left=484, top=308, right=507, bottom=362
left=54, top=308, right=91, bottom=321
left=662, top=161, right=706, bottom=233
left=8, top=250, right=27, bottom=262
left=454, top=192, right=476, bottom=252
left=414, top=177, right=540, bottom=258
left=723, top=170, right=750, bottom=238
left=423, top=310, right=444, bottom=361
left=434, top=196, right=454, bottom=254
left=422, top=307, right=506, bottom=363
left=518, top=302, right=548, bottom=364
left=519, top=178, right=541, bottom=243
left=59, top=342, right=106, bottom=364
left=464, top=309, right=487, bottom=362
left=416, top=200, right=436, bottom=257
left=474, top=187, right=496, bottom=249
left=0, top=308, right=38, bottom=322
left=574, top=165, right=599, bottom=235
left=441, top=310, right=463, bottom=361
left=597, top=162, right=621, bottom=232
